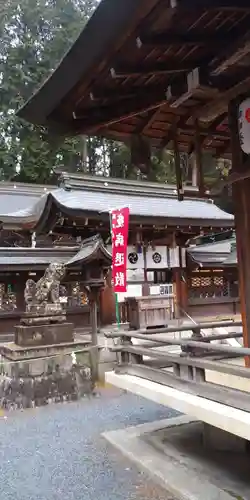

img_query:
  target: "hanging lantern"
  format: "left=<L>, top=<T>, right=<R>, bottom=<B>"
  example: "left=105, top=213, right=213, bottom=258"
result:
left=238, top=99, right=250, bottom=153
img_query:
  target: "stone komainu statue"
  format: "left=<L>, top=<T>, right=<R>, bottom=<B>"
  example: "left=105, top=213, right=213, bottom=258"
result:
left=24, top=263, right=66, bottom=309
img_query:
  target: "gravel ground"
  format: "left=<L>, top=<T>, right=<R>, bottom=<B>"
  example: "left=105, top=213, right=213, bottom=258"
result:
left=0, top=387, right=178, bottom=500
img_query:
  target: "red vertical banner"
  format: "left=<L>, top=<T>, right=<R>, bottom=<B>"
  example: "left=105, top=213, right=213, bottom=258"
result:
left=111, top=207, right=129, bottom=293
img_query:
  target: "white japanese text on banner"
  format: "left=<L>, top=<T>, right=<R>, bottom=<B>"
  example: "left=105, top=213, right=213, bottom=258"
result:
left=111, top=207, right=129, bottom=293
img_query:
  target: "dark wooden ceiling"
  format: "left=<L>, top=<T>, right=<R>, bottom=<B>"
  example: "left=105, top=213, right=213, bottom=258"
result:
left=18, top=0, right=250, bottom=157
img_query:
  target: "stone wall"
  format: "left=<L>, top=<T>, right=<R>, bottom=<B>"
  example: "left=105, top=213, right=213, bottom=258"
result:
left=0, top=350, right=94, bottom=410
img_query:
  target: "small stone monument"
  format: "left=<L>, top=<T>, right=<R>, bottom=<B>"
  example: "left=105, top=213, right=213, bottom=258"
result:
left=15, top=262, right=74, bottom=347
left=0, top=262, right=93, bottom=409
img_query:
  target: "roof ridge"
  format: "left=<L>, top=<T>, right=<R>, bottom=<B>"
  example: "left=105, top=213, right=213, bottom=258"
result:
left=60, top=174, right=213, bottom=203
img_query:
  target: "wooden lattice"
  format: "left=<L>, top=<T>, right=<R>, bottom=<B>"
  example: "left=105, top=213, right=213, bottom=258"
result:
left=189, top=273, right=229, bottom=299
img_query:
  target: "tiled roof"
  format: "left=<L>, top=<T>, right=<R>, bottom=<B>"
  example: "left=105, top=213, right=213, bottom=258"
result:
left=53, top=187, right=233, bottom=222
left=0, top=246, right=77, bottom=267
left=0, top=176, right=234, bottom=229
left=66, top=235, right=111, bottom=266
left=0, top=182, right=55, bottom=219
left=187, top=238, right=236, bottom=267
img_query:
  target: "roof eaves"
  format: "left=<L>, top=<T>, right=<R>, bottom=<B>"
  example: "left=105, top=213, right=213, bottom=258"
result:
left=17, top=0, right=159, bottom=126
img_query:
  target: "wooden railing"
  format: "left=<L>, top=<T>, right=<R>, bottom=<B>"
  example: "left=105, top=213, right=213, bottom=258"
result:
left=103, top=319, right=250, bottom=413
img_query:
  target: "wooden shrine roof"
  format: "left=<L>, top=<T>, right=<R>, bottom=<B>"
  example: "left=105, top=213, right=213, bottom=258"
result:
left=2, top=175, right=234, bottom=233
left=0, top=235, right=111, bottom=270
left=18, top=0, right=250, bottom=156
left=0, top=182, right=56, bottom=219
left=0, top=246, right=77, bottom=271
left=187, top=233, right=236, bottom=267
left=66, top=234, right=111, bottom=267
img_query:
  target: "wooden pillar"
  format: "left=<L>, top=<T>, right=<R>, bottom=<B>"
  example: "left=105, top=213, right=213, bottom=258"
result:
left=99, top=271, right=116, bottom=325
left=89, top=288, right=99, bottom=346
left=89, top=287, right=100, bottom=381
left=228, top=99, right=250, bottom=365
left=174, top=269, right=182, bottom=318
left=174, top=248, right=188, bottom=318
left=130, top=135, right=152, bottom=176
left=15, top=275, right=26, bottom=312
left=173, top=126, right=183, bottom=201
left=194, top=118, right=205, bottom=197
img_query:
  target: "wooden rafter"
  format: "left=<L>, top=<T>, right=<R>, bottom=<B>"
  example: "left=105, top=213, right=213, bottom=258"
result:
left=110, top=62, right=193, bottom=79
left=209, top=19, right=250, bottom=77
left=140, top=108, right=163, bottom=135
left=136, top=32, right=233, bottom=48
left=72, top=97, right=167, bottom=134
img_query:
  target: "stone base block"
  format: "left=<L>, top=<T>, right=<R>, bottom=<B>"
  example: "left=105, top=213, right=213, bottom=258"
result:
left=15, top=322, right=74, bottom=346
left=0, top=343, right=97, bottom=410
left=0, top=339, right=91, bottom=361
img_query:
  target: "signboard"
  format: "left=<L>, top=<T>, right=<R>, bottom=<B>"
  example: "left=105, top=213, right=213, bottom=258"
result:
left=111, top=207, right=129, bottom=293
left=146, top=246, right=167, bottom=268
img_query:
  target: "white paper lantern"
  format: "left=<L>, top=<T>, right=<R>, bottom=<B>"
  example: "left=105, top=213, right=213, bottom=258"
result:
left=238, top=99, right=250, bottom=154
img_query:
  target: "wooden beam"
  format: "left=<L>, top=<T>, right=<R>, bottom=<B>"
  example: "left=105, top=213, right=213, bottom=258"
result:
left=110, top=62, right=192, bottom=78
left=137, top=32, right=232, bottom=48
left=72, top=97, right=167, bottom=134
left=224, top=166, right=250, bottom=185
left=187, top=112, right=229, bottom=155
left=211, top=39, right=250, bottom=77
left=209, top=19, right=250, bottom=77
left=159, top=111, right=192, bottom=149
left=89, top=85, right=168, bottom=102
left=167, top=67, right=219, bottom=109
left=179, top=125, right=229, bottom=140
left=196, top=73, right=250, bottom=123
left=179, top=0, right=250, bottom=9
left=141, top=108, right=162, bottom=134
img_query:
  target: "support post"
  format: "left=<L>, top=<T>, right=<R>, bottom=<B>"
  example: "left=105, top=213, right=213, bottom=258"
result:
left=194, top=118, right=205, bottom=197
left=228, top=99, right=250, bottom=365
left=173, top=126, right=184, bottom=201
left=89, top=287, right=99, bottom=381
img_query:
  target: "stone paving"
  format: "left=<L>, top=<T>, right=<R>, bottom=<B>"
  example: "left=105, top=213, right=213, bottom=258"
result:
left=0, top=387, right=178, bottom=500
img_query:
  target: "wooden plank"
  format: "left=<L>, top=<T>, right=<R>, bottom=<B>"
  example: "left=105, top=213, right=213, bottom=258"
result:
left=118, top=345, right=250, bottom=379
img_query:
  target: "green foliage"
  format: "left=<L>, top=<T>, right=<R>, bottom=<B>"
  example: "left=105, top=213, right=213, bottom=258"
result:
left=1, top=0, right=231, bottom=191
left=0, top=0, right=98, bottom=183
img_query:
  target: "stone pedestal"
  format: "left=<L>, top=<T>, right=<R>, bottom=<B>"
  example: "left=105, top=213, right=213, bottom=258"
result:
left=0, top=340, right=99, bottom=410
left=15, top=322, right=74, bottom=347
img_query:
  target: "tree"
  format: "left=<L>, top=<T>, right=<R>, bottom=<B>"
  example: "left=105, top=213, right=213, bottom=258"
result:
left=1, top=0, right=231, bottom=193
left=0, top=0, right=98, bottom=183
